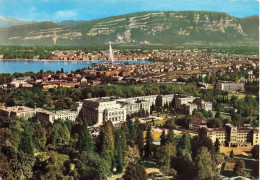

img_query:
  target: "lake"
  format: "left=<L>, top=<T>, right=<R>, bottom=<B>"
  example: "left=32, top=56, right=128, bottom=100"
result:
left=0, top=60, right=152, bottom=73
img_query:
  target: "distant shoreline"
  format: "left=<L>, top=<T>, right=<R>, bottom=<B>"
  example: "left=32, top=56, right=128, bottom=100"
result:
left=0, top=59, right=146, bottom=62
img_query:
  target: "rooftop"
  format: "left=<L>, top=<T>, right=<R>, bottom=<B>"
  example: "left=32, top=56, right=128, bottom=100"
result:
left=0, top=106, right=35, bottom=113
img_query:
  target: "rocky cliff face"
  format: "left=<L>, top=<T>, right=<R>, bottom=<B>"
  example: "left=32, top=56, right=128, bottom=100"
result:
left=0, top=11, right=258, bottom=46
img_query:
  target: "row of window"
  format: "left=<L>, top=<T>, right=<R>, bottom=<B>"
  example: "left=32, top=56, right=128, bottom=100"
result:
left=109, top=111, right=124, bottom=116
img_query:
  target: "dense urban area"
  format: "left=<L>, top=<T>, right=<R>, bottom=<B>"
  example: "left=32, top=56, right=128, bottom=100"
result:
left=0, top=45, right=259, bottom=180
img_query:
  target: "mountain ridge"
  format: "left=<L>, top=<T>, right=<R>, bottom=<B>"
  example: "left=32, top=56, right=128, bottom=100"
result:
left=0, top=11, right=258, bottom=47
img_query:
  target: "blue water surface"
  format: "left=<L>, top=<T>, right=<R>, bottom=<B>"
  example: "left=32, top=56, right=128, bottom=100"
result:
left=0, top=60, right=151, bottom=73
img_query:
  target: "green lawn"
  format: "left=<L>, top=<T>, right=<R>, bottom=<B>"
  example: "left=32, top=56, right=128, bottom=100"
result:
left=228, top=92, right=256, bottom=99
left=149, top=119, right=167, bottom=126
left=212, top=111, right=231, bottom=121
left=221, top=155, right=257, bottom=179
left=151, top=112, right=170, bottom=118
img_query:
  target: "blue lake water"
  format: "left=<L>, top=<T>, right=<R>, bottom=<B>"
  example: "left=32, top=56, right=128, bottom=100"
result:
left=0, top=60, right=151, bottom=73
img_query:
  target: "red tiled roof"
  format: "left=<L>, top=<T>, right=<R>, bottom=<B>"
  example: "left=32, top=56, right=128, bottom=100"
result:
left=190, top=119, right=207, bottom=125
left=238, top=127, right=259, bottom=131
left=211, top=127, right=226, bottom=131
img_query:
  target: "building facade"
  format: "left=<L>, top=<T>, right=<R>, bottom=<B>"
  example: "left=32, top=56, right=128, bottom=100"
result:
left=0, top=106, right=37, bottom=119
left=202, top=124, right=259, bottom=147
left=215, top=81, right=245, bottom=92
left=36, top=110, right=79, bottom=123
left=83, top=98, right=127, bottom=124
left=173, top=95, right=212, bottom=115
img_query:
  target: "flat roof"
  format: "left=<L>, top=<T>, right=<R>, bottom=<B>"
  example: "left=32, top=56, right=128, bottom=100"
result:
left=0, top=106, right=35, bottom=113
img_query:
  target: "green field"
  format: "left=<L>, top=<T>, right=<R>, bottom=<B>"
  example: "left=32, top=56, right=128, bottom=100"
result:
left=228, top=92, right=256, bottom=99
left=151, top=112, right=170, bottom=118
left=151, top=120, right=167, bottom=126
left=212, top=111, right=231, bottom=121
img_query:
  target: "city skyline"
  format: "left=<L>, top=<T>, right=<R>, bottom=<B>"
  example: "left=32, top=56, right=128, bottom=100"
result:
left=0, top=0, right=258, bottom=21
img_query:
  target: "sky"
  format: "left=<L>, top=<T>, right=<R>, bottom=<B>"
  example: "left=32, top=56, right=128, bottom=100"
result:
left=0, top=0, right=258, bottom=21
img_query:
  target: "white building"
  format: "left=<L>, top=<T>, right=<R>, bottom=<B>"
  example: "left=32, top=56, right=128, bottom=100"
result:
left=162, top=94, right=175, bottom=105
left=83, top=98, right=126, bottom=124
left=117, top=98, right=151, bottom=115
left=139, top=95, right=157, bottom=105
left=175, top=96, right=197, bottom=108
left=173, top=95, right=212, bottom=115
left=0, top=106, right=37, bottom=119
left=215, top=81, right=245, bottom=92
left=37, top=110, right=78, bottom=123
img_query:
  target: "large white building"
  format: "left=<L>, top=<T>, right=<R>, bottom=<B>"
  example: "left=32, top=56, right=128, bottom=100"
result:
left=82, top=95, right=160, bottom=124
left=83, top=97, right=127, bottom=124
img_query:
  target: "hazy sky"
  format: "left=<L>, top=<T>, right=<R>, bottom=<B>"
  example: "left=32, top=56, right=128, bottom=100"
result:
left=0, top=0, right=258, bottom=21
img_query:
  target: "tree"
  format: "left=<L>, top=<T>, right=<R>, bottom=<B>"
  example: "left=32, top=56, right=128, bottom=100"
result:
left=0, top=154, right=15, bottom=180
left=33, top=151, right=69, bottom=179
left=230, top=150, right=234, bottom=159
left=160, top=129, right=167, bottom=146
left=253, top=161, right=259, bottom=178
left=165, top=118, right=176, bottom=129
left=191, top=134, right=216, bottom=165
left=231, top=114, right=243, bottom=127
left=134, top=118, right=141, bottom=129
left=156, top=143, right=177, bottom=166
left=144, top=126, right=153, bottom=158
left=215, top=111, right=221, bottom=119
left=120, top=123, right=128, bottom=164
left=18, top=127, right=34, bottom=157
left=194, top=112, right=203, bottom=119
left=233, top=160, right=245, bottom=176
left=51, top=122, right=70, bottom=145
left=151, top=104, right=155, bottom=114
left=166, top=129, right=175, bottom=145
left=172, top=150, right=194, bottom=179
left=76, top=120, right=95, bottom=152
left=195, top=147, right=215, bottom=180
left=9, top=152, right=35, bottom=179
left=33, top=124, right=47, bottom=151
left=0, top=127, right=20, bottom=149
left=178, top=133, right=192, bottom=154
left=123, top=163, right=147, bottom=180
left=208, top=110, right=213, bottom=118
left=215, top=154, right=225, bottom=173
left=113, top=130, right=123, bottom=173
left=69, top=151, right=111, bottom=180
left=214, top=138, right=220, bottom=154
left=126, top=118, right=136, bottom=141
left=135, top=128, right=144, bottom=157
left=207, top=118, right=223, bottom=128
left=251, top=145, right=259, bottom=160
left=126, top=145, right=140, bottom=164
left=99, top=121, right=114, bottom=169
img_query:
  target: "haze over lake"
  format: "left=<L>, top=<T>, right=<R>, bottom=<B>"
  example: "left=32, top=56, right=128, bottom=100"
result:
left=0, top=60, right=151, bottom=73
